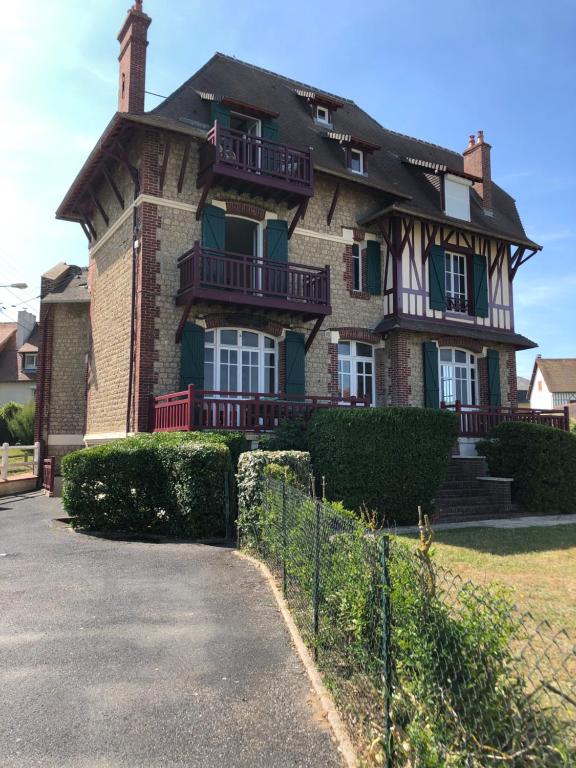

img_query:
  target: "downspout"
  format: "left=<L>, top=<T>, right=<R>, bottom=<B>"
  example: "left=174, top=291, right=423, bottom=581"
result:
left=125, top=188, right=140, bottom=434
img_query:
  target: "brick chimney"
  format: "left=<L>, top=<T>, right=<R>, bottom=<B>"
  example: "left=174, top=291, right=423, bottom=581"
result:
left=463, top=131, right=493, bottom=216
left=117, top=1, right=152, bottom=113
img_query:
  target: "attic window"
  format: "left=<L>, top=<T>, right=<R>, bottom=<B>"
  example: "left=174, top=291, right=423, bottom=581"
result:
left=349, top=148, right=364, bottom=175
left=23, top=353, right=37, bottom=371
left=443, top=174, right=471, bottom=221
left=315, top=105, right=331, bottom=125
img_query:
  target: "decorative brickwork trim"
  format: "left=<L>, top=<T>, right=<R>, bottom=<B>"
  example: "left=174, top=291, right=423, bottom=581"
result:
left=477, top=356, right=489, bottom=406
left=218, top=200, right=267, bottom=221
left=204, top=314, right=284, bottom=337
left=506, top=349, right=518, bottom=408
left=375, top=347, right=386, bottom=406
left=343, top=244, right=370, bottom=300
left=328, top=342, right=339, bottom=396
left=338, top=327, right=381, bottom=345
left=133, top=131, right=161, bottom=432
left=434, top=335, right=484, bottom=354
left=279, top=340, right=286, bottom=392
left=387, top=330, right=412, bottom=406
left=352, top=227, right=365, bottom=242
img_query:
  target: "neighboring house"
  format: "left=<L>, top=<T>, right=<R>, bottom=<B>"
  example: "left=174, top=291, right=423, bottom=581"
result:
left=37, top=1, right=541, bottom=461
left=0, top=311, right=39, bottom=406
left=528, top=357, right=576, bottom=410
left=516, top=375, right=530, bottom=408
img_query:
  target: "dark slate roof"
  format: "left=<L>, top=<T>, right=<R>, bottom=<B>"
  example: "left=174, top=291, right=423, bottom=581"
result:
left=43, top=268, right=89, bottom=304
left=374, top=315, right=537, bottom=350
left=152, top=53, right=538, bottom=247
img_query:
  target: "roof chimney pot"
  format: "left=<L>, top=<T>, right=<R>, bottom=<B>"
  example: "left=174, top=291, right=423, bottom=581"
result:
left=468, top=134, right=476, bottom=148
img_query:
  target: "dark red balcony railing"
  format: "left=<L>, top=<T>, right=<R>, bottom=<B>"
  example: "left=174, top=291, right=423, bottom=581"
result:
left=198, top=122, right=313, bottom=199
left=152, top=387, right=369, bottom=433
left=177, top=242, right=331, bottom=318
left=441, top=401, right=570, bottom=437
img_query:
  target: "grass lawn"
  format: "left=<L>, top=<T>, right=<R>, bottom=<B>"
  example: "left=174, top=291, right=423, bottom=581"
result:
left=6, top=447, right=35, bottom=476
left=406, top=524, right=576, bottom=633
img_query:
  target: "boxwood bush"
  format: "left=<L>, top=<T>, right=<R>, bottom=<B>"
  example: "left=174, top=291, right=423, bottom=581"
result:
left=307, top=407, right=459, bottom=526
left=477, top=421, right=576, bottom=514
left=61, top=431, right=243, bottom=538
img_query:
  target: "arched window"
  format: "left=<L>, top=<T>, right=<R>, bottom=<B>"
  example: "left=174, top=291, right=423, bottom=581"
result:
left=204, top=328, right=277, bottom=395
left=337, top=341, right=374, bottom=401
left=439, top=348, right=477, bottom=405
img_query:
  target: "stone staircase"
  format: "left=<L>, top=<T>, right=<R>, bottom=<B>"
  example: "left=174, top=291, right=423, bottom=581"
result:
left=433, top=457, right=515, bottom=524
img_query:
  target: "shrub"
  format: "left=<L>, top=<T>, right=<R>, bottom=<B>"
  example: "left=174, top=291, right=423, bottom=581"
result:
left=6, top=402, right=35, bottom=443
left=259, top=418, right=309, bottom=451
left=0, top=401, right=23, bottom=443
left=236, top=450, right=311, bottom=545
left=131, top=430, right=247, bottom=467
left=307, top=407, right=459, bottom=526
left=61, top=433, right=233, bottom=538
left=477, top=421, right=576, bottom=514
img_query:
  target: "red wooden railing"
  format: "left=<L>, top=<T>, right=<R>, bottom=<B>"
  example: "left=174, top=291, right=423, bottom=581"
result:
left=178, top=243, right=330, bottom=311
left=42, top=457, right=55, bottom=493
left=152, top=387, right=369, bottom=433
left=200, top=122, right=313, bottom=192
left=441, top=401, right=570, bottom=438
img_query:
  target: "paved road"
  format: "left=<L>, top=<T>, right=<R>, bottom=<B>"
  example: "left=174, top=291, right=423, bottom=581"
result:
left=0, top=492, right=342, bottom=768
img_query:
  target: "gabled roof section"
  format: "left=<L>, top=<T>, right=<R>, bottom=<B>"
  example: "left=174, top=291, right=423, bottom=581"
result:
left=43, top=268, right=90, bottom=304
left=152, top=52, right=538, bottom=246
left=528, top=358, right=576, bottom=397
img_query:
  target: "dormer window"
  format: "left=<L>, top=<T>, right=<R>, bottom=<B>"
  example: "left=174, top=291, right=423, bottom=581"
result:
left=443, top=173, right=471, bottom=221
left=23, top=353, right=37, bottom=371
left=349, top=148, right=364, bottom=175
left=315, top=105, right=331, bottom=125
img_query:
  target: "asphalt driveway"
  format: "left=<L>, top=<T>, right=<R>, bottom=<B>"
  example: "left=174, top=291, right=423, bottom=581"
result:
left=0, top=492, right=342, bottom=768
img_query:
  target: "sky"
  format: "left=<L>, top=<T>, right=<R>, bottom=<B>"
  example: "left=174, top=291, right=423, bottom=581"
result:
left=1, top=0, right=574, bottom=379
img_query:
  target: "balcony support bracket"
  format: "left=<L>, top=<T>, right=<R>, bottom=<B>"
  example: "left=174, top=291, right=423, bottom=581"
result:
left=305, top=316, right=325, bottom=354
left=327, top=181, right=340, bottom=226
left=175, top=296, right=195, bottom=343
left=288, top=198, right=309, bottom=240
left=195, top=178, right=212, bottom=221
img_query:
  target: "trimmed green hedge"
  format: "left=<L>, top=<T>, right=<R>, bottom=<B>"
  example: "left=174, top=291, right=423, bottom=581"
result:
left=131, top=430, right=248, bottom=466
left=307, top=407, right=459, bottom=526
left=61, top=432, right=242, bottom=538
left=477, top=421, right=576, bottom=515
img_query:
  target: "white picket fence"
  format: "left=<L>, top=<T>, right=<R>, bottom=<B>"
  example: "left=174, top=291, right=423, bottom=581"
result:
left=1, top=442, right=40, bottom=481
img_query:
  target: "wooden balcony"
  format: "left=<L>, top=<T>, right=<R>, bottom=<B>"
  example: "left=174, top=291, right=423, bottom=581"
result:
left=441, top=401, right=570, bottom=437
left=197, top=122, right=313, bottom=205
left=151, top=387, right=370, bottom=433
left=177, top=242, right=331, bottom=320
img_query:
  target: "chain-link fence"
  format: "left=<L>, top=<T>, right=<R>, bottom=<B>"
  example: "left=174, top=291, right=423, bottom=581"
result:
left=242, top=474, right=576, bottom=767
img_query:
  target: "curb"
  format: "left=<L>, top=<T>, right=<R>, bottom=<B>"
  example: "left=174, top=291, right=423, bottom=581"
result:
left=235, top=550, right=358, bottom=768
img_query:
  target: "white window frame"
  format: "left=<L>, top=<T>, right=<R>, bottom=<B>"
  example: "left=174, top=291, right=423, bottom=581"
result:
left=22, top=352, right=37, bottom=371
left=229, top=111, right=261, bottom=137
left=445, top=251, right=468, bottom=312
left=204, top=328, right=277, bottom=395
left=439, top=348, right=477, bottom=406
left=443, top=173, right=471, bottom=221
left=315, top=105, right=331, bottom=125
left=337, top=341, right=375, bottom=402
left=349, top=148, right=364, bottom=175
left=352, top=245, right=362, bottom=292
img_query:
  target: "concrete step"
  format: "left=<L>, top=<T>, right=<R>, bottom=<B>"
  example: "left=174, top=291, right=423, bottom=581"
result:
left=435, top=487, right=486, bottom=500
left=433, top=505, right=504, bottom=523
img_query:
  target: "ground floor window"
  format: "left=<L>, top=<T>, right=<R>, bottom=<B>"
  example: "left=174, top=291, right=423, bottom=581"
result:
left=204, top=328, right=276, bottom=394
left=439, top=348, right=477, bottom=405
left=338, top=341, right=374, bottom=401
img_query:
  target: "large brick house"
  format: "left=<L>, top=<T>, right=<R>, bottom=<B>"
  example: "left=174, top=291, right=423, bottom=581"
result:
left=37, top=1, right=541, bottom=465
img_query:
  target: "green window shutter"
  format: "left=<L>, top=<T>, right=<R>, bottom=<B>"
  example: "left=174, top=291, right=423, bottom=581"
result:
left=202, top=204, right=225, bottom=251
left=487, top=348, right=501, bottom=406
left=366, top=240, right=382, bottom=295
left=472, top=254, right=489, bottom=318
left=285, top=331, right=305, bottom=396
left=423, top=342, right=440, bottom=408
left=210, top=102, right=230, bottom=128
left=261, top=118, right=279, bottom=141
left=429, top=245, right=446, bottom=311
left=266, top=220, right=288, bottom=262
left=180, top=323, right=205, bottom=390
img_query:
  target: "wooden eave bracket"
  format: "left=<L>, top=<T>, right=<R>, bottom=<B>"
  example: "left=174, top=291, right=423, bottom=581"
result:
left=102, top=167, right=125, bottom=210
left=509, top=247, right=537, bottom=280
left=175, top=297, right=194, bottom=343
left=326, top=181, right=340, bottom=226
left=178, top=139, right=192, bottom=194
left=305, top=316, right=325, bottom=354
left=159, top=136, right=172, bottom=192
left=288, top=198, right=309, bottom=239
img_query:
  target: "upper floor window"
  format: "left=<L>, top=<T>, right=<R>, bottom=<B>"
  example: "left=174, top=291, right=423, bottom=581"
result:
left=315, top=105, right=331, bottom=125
left=445, top=252, right=468, bottom=313
left=338, top=341, right=374, bottom=401
left=352, top=244, right=362, bottom=292
left=349, top=148, right=364, bottom=175
left=23, top=353, right=37, bottom=371
left=443, top=174, right=471, bottom=221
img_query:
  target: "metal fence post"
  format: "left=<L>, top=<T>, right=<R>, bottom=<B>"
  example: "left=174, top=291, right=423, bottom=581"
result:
left=313, top=496, right=322, bottom=661
left=381, top=534, right=393, bottom=768
left=282, top=477, right=288, bottom=597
